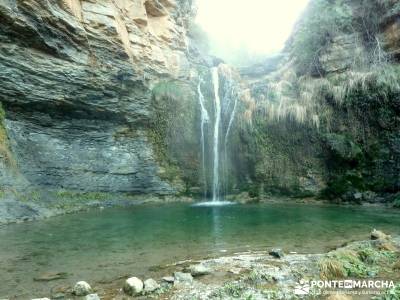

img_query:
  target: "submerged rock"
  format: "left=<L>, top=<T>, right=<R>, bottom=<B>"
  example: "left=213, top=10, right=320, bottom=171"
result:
left=188, top=264, right=212, bottom=276
left=144, top=278, right=160, bottom=293
left=31, top=298, right=51, bottom=300
left=33, top=272, right=68, bottom=282
left=174, top=272, right=193, bottom=283
left=73, top=281, right=92, bottom=296
left=269, top=248, right=284, bottom=259
left=85, top=294, right=100, bottom=300
left=123, top=277, right=144, bottom=296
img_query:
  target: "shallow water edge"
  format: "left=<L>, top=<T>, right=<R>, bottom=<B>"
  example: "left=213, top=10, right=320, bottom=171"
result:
left=1, top=202, right=399, bottom=299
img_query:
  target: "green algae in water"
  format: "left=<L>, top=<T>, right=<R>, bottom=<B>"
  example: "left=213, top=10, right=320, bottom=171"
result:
left=0, top=202, right=399, bottom=299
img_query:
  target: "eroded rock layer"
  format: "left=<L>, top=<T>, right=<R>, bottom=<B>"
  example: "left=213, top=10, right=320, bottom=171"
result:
left=0, top=0, right=196, bottom=193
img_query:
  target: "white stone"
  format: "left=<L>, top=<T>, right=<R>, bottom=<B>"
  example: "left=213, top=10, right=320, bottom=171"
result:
left=123, top=277, right=144, bottom=296
left=144, top=278, right=160, bottom=292
left=85, top=294, right=100, bottom=300
left=162, top=276, right=175, bottom=283
left=73, top=281, right=92, bottom=296
left=31, top=298, right=50, bottom=300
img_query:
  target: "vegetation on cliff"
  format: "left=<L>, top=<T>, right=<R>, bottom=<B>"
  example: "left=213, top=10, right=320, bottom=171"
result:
left=236, top=0, right=400, bottom=204
left=149, top=80, right=200, bottom=194
left=0, top=104, right=15, bottom=169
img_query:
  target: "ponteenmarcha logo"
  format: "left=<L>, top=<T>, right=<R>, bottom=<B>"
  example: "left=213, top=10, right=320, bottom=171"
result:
left=294, top=280, right=311, bottom=295
left=294, top=280, right=395, bottom=296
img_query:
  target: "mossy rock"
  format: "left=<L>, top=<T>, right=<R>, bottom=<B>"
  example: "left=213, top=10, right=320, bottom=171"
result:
left=148, top=80, right=200, bottom=192
left=324, top=133, right=362, bottom=162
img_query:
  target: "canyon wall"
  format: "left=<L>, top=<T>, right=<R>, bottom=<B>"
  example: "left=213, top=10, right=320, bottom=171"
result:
left=0, top=0, right=201, bottom=195
left=0, top=0, right=398, bottom=204
left=233, top=0, right=400, bottom=203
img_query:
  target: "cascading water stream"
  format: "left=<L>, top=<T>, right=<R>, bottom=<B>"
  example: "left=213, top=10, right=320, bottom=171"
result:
left=212, top=67, right=221, bottom=202
left=223, top=73, right=238, bottom=195
left=195, top=65, right=238, bottom=205
left=197, top=81, right=209, bottom=199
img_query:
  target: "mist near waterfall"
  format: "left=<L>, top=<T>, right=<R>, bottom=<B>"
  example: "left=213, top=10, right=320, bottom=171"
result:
left=196, top=0, right=310, bottom=65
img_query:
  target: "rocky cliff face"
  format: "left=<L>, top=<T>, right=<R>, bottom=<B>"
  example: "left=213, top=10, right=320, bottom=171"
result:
left=0, top=0, right=398, bottom=204
left=233, top=0, right=400, bottom=202
left=0, top=0, right=199, bottom=194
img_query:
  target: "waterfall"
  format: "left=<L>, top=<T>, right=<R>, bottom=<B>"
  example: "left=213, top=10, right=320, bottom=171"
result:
left=223, top=85, right=238, bottom=195
left=224, top=82, right=238, bottom=147
left=196, top=65, right=238, bottom=204
left=212, top=67, right=221, bottom=202
left=222, top=70, right=238, bottom=195
left=197, top=81, right=209, bottom=199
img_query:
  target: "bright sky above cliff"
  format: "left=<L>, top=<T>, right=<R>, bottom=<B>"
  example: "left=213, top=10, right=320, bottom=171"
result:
left=196, top=0, right=310, bottom=63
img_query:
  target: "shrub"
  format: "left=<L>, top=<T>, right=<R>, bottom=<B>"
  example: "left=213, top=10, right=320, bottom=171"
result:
left=319, top=249, right=376, bottom=279
left=319, top=257, right=347, bottom=279
left=373, top=283, right=400, bottom=300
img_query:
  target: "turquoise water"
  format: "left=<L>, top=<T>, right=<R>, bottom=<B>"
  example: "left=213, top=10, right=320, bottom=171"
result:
left=0, top=202, right=399, bottom=299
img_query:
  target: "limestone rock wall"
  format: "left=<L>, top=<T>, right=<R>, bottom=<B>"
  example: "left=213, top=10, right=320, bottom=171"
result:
left=0, top=0, right=197, bottom=194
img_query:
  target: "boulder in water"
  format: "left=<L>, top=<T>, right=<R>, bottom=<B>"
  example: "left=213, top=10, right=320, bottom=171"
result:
left=188, top=264, right=211, bottom=276
left=73, top=281, right=92, bottom=296
left=144, top=278, right=160, bottom=293
left=269, top=249, right=284, bottom=259
left=85, top=294, right=100, bottom=300
left=123, top=277, right=144, bottom=296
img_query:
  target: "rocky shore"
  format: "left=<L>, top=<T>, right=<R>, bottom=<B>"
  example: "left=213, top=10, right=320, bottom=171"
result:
left=22, top=230, right=400, bottom=300
left=0, top=194, right=193, bottom=225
